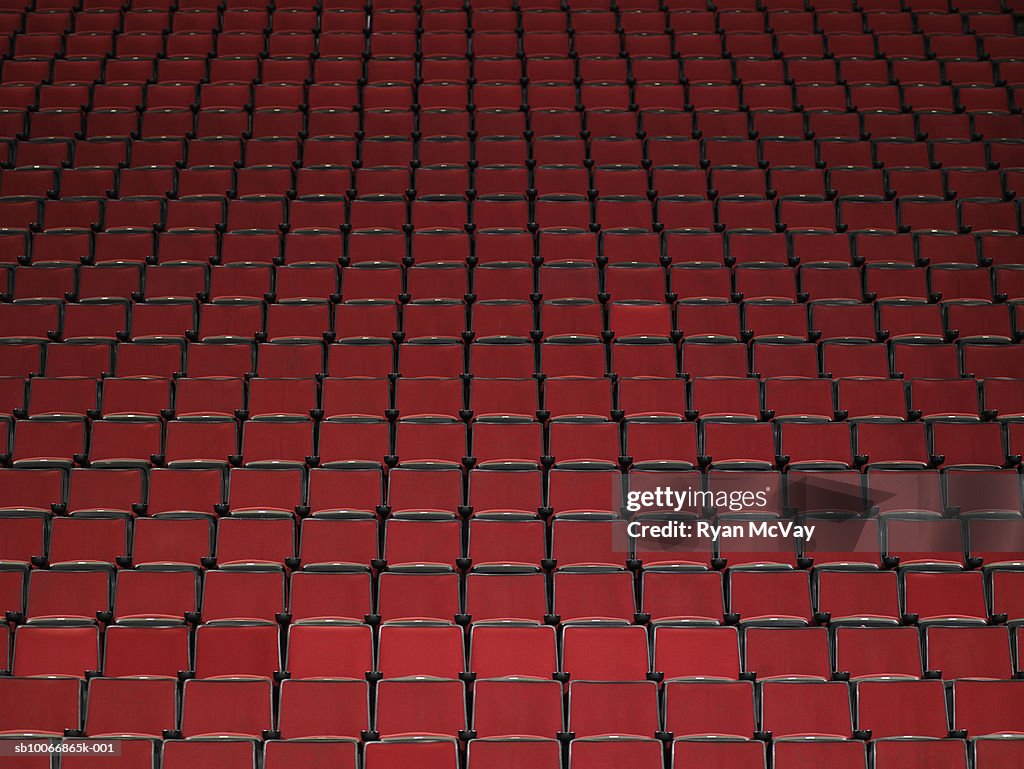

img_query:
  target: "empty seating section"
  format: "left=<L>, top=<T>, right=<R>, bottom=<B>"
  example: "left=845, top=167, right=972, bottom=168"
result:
left=2, top=0, right=1024, bottom=766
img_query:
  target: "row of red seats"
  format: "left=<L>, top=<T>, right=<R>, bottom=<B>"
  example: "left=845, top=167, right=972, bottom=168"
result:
left=0, top=0, right=1013, bottom=13
left=3, top=194, right=1024, bottom=234
left=0, top=101, right=959, bottom=138
left=4, top=130, right=1023, bottom=169
left=5, top=266, right=1020, bottom=307
left=4, top=228, right=1024, bottom=266
left=0, top=5, right=1018, bottom=38
left=5, top=514, right=1024, bottom=591
left=0, top=260, right=1022, bottom=303
left=0, top=462, right=1021, bottom=520
left=4, top=134, right=1022, bottom=173
left=10, top=28, right=996, bottom=64
left=1, top=337, right=1022, bottom=380
left=2, top=627, right=1024, bottom=737
left=1, top=300, right=1021, bottom=344
left=3, top=24, right=1023, bottom=59
left=7, top=165, right=1024, bottom=204
left=3, top=79, right=1024, bottom=112
left=6, top=103, right=1024, bottom=144
left=5, top=614, right=1024, bottom=682
left=0, top=732, right=1019, bottom=769
left=2, top=372, right=1022, bottom=421
left=23, top=457, right=1024, bottom=530
left=3, top=413, right=1023, bottom=470
left=6, top=159, right=1024, bottom=199
left=0, top=8, right=1017, bottom=37
left=5, top=505, right=1024, bottom=569
left=7, top=610, right=1024, bottom=688
left=0, top=0, right=1011, bottom=13
left=6, top=54, right=1024, bottom=88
